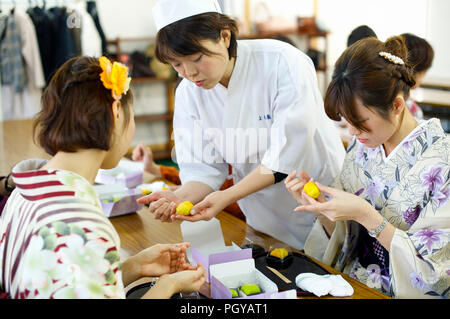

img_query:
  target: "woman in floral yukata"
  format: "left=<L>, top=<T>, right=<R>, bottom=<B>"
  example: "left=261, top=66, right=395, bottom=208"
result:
left=285, top=36, right=450, bottom=298
left=0, top=56, right=206, bottom=299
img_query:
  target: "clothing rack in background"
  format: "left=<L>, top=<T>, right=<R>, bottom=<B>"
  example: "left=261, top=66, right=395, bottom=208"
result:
left=0, top=0, right=86, bottom=10
left=0, top=0, right=106, bottom=121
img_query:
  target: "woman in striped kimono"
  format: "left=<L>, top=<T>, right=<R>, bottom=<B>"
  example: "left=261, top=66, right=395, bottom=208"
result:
left=286, top=36, right=450, bottom=298
left=0, top=56, right=206, bottom=299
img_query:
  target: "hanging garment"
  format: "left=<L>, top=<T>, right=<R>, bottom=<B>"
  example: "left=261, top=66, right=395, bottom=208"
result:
left=1, top=9, right=45, bottom=120
left=27, top=6, right=56, bottom=84
left=48, top=7, right=77, bottom=74
left=0, top=13, right=27, bottom=93
left=67, top=8, right=82, bottom=56
left=86, top=0, right=108, bottom=55
left=68, top=1, right=101, bottom=57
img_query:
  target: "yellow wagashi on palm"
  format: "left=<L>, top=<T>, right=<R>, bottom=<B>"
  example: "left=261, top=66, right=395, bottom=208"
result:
left=176, top=201, right=194, bottom=216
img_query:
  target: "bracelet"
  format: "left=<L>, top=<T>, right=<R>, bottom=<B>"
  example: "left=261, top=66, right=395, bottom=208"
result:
left=368, top=217, right=387, bottom=238
left=4, top=173, right=15, bottom=192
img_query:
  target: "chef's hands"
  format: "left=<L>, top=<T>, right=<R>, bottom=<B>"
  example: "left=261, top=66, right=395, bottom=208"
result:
left=138, top=182, right=217, bottom=223
left=137, top=190, right=181, bottom=222
left=173, top=190, right=229, bottom=222
left=139, top=190, right=229, bottom=222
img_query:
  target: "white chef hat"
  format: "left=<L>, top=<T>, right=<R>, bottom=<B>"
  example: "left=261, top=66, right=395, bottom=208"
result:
left=152, top=0, right=223, bottom=32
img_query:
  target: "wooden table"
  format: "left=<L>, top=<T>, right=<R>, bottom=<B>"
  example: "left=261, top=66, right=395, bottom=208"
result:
left=112, top=206, right=388, bottom=299
left=1, top=119, right=388, bottom=299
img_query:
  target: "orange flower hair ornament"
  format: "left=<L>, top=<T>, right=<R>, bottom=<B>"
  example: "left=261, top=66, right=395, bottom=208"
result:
left=98, top=56, right=131, bottom=100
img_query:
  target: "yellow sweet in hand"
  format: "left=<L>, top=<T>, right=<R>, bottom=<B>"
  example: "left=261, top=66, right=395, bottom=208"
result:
left=141, top=188, right=151, bottom=195
left=270, top=248, right=289, bottom=259
left=304, top=181, right=320, bottom=199
left=176, top=201, right=194, bottom=216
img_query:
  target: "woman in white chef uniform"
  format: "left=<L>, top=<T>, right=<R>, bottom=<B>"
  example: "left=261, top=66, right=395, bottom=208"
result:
left=139, top=0, right=345, bottom=250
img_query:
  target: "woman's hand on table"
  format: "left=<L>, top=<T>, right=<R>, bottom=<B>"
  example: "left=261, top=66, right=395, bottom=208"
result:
left=144, top=264, right=206, bottom=298
left=172, top=190, right=230, bottom=222
left=137, top=242, right=196, bottom=277
left=137, top=190, right=181, bottom=222
left=161, top=264, right=207, bottom=294
left=122, top=242, right=197, bottom=286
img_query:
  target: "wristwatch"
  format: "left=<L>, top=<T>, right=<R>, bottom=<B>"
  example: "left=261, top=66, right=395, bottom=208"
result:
left=368, top=217, right=388, bottom=238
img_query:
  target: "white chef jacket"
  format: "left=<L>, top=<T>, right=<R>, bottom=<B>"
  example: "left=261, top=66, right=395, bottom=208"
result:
left=173, top=39, right=345, bottom=250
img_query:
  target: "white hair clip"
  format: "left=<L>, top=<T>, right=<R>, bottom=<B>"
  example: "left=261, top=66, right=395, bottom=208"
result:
left=379, top=51, right=405, bottom=65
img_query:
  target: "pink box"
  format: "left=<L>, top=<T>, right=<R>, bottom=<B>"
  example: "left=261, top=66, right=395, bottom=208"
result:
left=180, top=218, right=296, bottom=299
left=208, top=250, right=296, bottom=299
left=94, top=184, right=143, bottom=217
left=95, top=160, right=143, bottom=188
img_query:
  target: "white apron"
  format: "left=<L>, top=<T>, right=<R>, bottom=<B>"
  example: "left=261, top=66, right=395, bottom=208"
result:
left=173, top=39, right=345, bottom=249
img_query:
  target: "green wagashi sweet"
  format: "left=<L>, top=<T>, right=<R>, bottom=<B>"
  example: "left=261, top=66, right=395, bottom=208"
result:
left=240, top=284, right=261, bottom=296
left=112, top=196, right=122, bottom=202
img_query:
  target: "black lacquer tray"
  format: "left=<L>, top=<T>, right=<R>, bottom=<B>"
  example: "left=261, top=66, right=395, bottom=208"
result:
left=126, top=281, right=207, bottom=299
left=254, top=252, right=330, bottom=296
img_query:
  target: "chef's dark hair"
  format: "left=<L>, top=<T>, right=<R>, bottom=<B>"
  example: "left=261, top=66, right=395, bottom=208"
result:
left=155, top=12, right=238, bottom=63
left=324, top=36, right=416, bottom=132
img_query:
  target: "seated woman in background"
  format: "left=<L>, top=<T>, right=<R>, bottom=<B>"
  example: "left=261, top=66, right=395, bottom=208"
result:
left=347, top=25, right=377, bottom=47
left=0, top=56, right=206, bottom=299
left=285, top=36, right=449, bottom=298
left=401, top=33, right=435, bottom=121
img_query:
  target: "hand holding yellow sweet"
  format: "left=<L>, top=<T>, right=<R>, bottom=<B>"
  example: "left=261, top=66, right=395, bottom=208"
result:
left=176, top=201, right=194, bottom=216
left=304, top=181, right=321, bottom=199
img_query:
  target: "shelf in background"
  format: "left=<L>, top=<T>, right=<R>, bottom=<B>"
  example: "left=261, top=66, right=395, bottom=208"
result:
left=239, top=29, right=328, bottom=40
left=134, top=113, right=173, bottom=122
left=131, top=76, right=175, bottom=83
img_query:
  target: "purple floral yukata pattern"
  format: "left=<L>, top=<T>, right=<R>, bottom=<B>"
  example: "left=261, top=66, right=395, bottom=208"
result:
left=326, top=118, right=450, bottom=298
